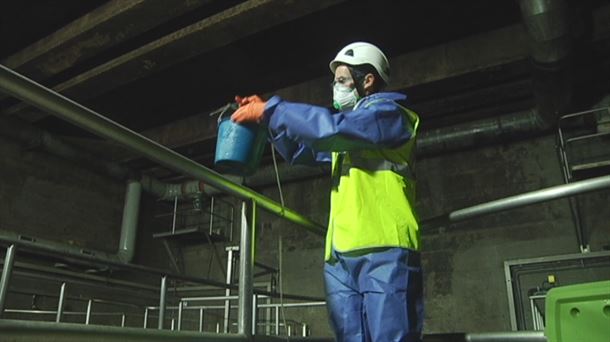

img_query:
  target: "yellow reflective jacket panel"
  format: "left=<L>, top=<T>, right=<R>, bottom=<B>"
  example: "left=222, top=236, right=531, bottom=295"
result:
left=325, top=103, right=420, bottom=261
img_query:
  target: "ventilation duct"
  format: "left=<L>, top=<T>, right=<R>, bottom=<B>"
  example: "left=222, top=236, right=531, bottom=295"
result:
left=418, top=0, right=573, bottom=157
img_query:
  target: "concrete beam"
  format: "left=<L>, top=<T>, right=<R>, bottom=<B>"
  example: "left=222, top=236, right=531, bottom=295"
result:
left=274, top=24, right=530, bottom=105
left=131, top=24, right=532, bottom=153
left=4, top=0, right=345, bottom=122
left=1, top=0, right=210, bottom=86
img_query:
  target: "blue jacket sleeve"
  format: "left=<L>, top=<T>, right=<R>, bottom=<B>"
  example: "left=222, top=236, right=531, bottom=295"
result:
left=264, top=95, right=412, bottom=153
left=269, top=128, right=331, bottom=165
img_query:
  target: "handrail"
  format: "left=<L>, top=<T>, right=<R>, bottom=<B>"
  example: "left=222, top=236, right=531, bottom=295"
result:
left=0, top=64, right=325, bottom=237
left=0, top=239, right=323, bottom=303
left=422, top=174, right=610, bottom=228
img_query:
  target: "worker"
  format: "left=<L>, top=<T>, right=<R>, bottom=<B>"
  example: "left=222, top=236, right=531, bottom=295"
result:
left=231, top=42, right=423, bottom=342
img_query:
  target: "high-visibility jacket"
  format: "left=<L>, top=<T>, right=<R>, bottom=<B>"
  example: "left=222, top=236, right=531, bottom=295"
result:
left=264, top=92, right=419, bottom=260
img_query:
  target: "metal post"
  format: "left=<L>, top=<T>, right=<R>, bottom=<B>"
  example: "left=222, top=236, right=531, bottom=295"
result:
left=529, top=298, right=537, bottom=330
left=85, top=299, right=93, bottom=324
left=158, top=276, right=167, bottom=329
left=0, top=245, right=16, bottom=316
left=177, top=301, right=183, bottom=330
left=121, top=314, right=126, bottom=327
left=302, top=323, right=308, bottom=337
left=171, top=197, right=178, bottom=234
left=55, top=283, right=66, bottom=323
left=265, top=283, right=272, bottom=335
left=252, top=294, right=258, bottom=336
left=199, top=308, right=204, bottom=332
left=504, top=261, right=519, bottom=331
left=275, top=306, right=280, bottom=335
left=230, top=206, right=235, bottom=242
left=209, top=197, right=215, bottom=235
left=224, top=248, right=235, bottom=333
left=237, top=200, right=255, bottom=336
left=143, top=308, right=149, bottom=328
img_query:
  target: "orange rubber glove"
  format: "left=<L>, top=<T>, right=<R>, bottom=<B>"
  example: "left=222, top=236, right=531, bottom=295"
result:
left=235, top=95, right=264, bottom=107
left=231, top=100, right=267, bottom=123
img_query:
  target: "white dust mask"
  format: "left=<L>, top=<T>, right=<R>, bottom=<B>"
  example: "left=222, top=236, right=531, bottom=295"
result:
left=333, top=83, right=359, bottom=110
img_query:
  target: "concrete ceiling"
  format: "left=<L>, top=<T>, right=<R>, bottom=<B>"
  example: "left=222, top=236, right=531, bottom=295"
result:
left=1, top=0, right=609, bottom=180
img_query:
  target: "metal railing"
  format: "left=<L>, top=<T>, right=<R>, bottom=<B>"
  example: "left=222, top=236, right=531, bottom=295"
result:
left=556, top=107, right=610, bottom=251
left=0, top=64, right=325, bottom=237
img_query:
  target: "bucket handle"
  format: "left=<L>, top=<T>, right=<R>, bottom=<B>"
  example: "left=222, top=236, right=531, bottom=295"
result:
left=209, top=102, right=238, bottom=124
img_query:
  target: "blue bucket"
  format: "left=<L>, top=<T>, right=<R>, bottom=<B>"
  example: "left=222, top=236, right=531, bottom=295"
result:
left=214, top=114, right=266, bottom=176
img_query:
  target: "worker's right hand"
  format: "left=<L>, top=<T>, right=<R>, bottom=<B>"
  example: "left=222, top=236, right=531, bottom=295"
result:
left=235, top=95, right=264, bottom=107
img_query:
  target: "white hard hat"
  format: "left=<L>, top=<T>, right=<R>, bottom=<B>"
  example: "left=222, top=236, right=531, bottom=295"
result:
left=329, top=42, right=390, bottom=84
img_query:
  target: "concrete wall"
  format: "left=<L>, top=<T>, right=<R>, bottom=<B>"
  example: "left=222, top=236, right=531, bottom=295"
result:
left=0, top=135, right=124, bottom=251
left=0, top=135, right=171, bottom=326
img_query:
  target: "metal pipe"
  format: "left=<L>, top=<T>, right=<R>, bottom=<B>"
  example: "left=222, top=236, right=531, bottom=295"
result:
left=177, top=301, right=183, bottom=331
left=184, top=295, right=269, bottom=302
left=143, top=308, right=149, bottom=328
left=56, top=282, right=66, bottom=323
left=252, top=295, right=258, bottom=336
left=117, top=180, right=142, bottom=263
left=4, top=309, right=127, bottom=317
left=418, top=110, right=543, bottom=157
left=158, top=276, right=167, bottom=329
left=465, top=331, right=546, bottom=342
left=171, top=196, right=178, bottom=234
left=199, top=308, right=204, bottom=332
left=258, top=302, right=326, bottom=309
left=0, top=245, right=16, bottom=316
left=518, top=0, right=573, bottom=125
left=275, top=307, right=279, bottom=335
left=448, top=174, right=610, bottom=222
left=0, top=64, right=325, bottom=236
left=85, top=299, right=92, bottom=324
left=224, top=248, right=235, bottom=333
left=237, top=201, right=254, bottom=336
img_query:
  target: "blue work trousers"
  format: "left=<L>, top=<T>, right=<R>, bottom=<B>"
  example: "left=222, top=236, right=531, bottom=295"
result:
left=324, top=247, right=423, bottom=342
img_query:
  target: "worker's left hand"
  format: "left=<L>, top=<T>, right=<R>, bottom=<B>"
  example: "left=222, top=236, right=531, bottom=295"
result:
left=231, top=98, right=267, bottom=124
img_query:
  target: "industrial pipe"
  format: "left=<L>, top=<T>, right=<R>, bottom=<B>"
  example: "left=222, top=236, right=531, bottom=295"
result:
left=117, top=180, right=142, bottom=263
left=418, top=110, right=542, bottom=156
left=466, top=331, right=546, bottom=342
left=422, top=174, right=610, bottom=229
left=237, top=201, right=255, bottom=336
left=0, top=64, right=325, bottom=236
left=418, top=0, right=574, bottom=157
left=449, top=174, right=610, bottom=222
left=158, top=276, right=167, bottom=330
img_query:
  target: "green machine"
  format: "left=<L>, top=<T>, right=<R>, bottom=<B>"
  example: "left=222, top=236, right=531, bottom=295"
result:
left=545, top=280, right=610, bottom=342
